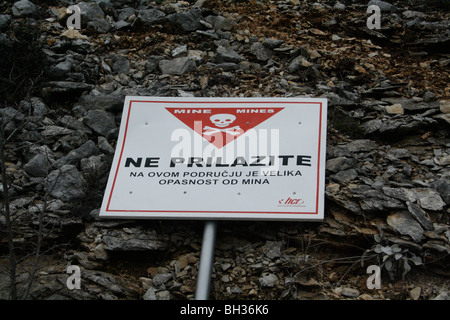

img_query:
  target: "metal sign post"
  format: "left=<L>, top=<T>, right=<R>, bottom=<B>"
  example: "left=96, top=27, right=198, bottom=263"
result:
left=195, top=220, right=217, bottom=300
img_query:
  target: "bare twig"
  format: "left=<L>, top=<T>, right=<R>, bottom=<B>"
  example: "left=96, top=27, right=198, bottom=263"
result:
left=0, top=69, right=50, bottom=299
left=291, top=254, right=378, bottom=280
left=22, top=148, right=61, bottom=300
left=0, top=115, right=17, bottom=300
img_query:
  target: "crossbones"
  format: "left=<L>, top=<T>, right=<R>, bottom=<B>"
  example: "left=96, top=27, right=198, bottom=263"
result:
left=203, top=126, right=243, bottom=135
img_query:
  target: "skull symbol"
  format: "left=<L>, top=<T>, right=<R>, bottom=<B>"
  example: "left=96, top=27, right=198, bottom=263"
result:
left=210, top=114, right=236, bottom=128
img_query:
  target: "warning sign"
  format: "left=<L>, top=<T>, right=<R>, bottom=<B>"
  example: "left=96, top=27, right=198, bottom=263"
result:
left=100, top=97, right=327, bottom=221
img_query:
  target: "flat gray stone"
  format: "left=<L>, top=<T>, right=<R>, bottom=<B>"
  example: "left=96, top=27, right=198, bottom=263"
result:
left=431, top=177, right=450, bottom=205
left=387, top=211, right=424, bottom=242
left=382, top=187, right=416, bottom=202
left=262, top=241, right=282, bottom=259
left=159, top=57, right=196, bottom=75
left=78, top=92, right=124, bottom=112
left=58, top=140, right=99, bottom=166
left=45, top=165, right=85, bottom=201
left=24, top=153, right=52, bottom=177
left=263, top=38, right=284, bottom=49
left=152, top=273, right=172, bottom=287
left=111, top=55, right=130, bottom=74
left=326, top=157, right=357, bottom=172
left=77, top=1, right=105, bottom=24
left=136, top=8, right=165, bottom=26
left=342, top=287, right=360, bottom=298
left=334, top=169, right=358, bottom=183
left=166, top=8, right=202, bottom=32
left=215, top=47, right=245, bottom=64
left=344, top=139, right=378, bottom=152
left=102, top=227, right=168, bottom=251
left=406, top=201, right=433, bottom=231
left=414, top=188, right=446, bottom=211
left=12, top=0, right=37, bottom=17
left=87, top=19, right=111, bottom=33
left=259, top=273, right=278, bottom=287
left=368, top=0, right=397, bottom=12
left=0, top=14, right=11, bottom=29
left=204, top=15, right=236, bottom=31
left=250, top=42, right=273, bottom=61
left=44, top=81, right=94, bottom=94
left=83, top=110, right=117, bottom=137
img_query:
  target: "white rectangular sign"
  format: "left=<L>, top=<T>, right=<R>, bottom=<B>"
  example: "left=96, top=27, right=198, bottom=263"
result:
left=100, top=96, right=327, bottom=221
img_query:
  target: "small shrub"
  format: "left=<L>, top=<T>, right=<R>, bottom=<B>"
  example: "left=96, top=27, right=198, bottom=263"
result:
left=362, top=233, right=423, bottom=281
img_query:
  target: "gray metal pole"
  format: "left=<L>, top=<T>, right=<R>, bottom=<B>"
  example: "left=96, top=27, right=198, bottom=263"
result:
left=195, top=220, right=217, bottom=300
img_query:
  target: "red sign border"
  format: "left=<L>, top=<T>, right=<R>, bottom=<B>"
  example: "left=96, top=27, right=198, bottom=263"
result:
left=106, top=100, right=323, bottom=216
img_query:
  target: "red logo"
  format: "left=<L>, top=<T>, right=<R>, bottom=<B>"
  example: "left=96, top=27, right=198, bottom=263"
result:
left=166, top=107, right=283, bottom=148
left=277, top=197, right=305, bottom=207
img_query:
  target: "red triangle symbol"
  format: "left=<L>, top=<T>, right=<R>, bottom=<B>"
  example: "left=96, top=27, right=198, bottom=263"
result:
left=166, top=107, right=284, bottom=148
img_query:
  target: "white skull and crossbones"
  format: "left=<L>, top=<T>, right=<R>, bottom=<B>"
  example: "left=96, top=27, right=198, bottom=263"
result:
left=203, top=113, right=242, bottom=135
left=210, top=114, right=236, bottom=127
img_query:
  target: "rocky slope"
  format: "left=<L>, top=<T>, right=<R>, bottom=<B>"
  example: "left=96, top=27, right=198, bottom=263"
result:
left=0, top=0, right=449, bottom=300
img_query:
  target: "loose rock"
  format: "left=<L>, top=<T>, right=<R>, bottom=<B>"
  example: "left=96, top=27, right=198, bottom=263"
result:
left=159, top=57, right=196, bottom=75
left=45, top=165, right=85, bottom=201
left=12, top=0, right=37, bottom=17
left=387, top=212, right=424, bottom=242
